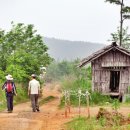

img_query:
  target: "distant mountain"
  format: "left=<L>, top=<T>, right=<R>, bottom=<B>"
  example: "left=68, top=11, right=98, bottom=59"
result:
left=43, top=37, right=106, bottom=61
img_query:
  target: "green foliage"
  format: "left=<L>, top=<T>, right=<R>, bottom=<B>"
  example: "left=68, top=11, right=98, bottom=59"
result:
left=66, top=116, right=130, bottom=130
left=109, top=27, right=130, bottom=49
left=61, top=75, right=91, bottom=91
left=98, top=117, right=106, bottom=127
left=124, top=94, right=130, bottom=103
left=14, top=85, right=28, bottom=103
left=112, top=99, right=120, bottom=112
left=39, top=96, right=55, bottom=106
left=105, top=0, right=130, bottom=46
left=0, top=85, right=7, bottom=110
left=105, top=0, right=121, bottom=5
left=60, top=77, right=112, bottom=107
left=105, top=0, right=130, bottom=18
left=0, top=22, right=52, bottom=83
left=66, top=117, right=96, bottom=130
left=90, top=92, right=112, bottom=105
left=58, top=62, right=112, bottom=106
left=45, top=59, right=90, bottom=82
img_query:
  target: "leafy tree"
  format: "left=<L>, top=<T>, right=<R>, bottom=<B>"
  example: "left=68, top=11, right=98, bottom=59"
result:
left=105, top=0, right=130, bottom=46
left=0, top=22, right=52, bottom=82
left=109, top=26, right=130, bottom=49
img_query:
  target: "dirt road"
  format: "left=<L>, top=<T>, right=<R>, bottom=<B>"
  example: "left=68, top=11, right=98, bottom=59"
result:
left=0, top=84, right=71, bottom=130
left=0, top=83, right=130, bottom=130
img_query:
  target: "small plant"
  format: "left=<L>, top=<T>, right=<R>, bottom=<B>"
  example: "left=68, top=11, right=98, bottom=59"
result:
left=98, top=117, right=106, bottom=127
left=39, top=96, right=55, bottom=106
left=112, top=99, right=120, bottom=112
left=112, top=115, right=121, bottom=126
left=66, top=117, right=96, bottom=130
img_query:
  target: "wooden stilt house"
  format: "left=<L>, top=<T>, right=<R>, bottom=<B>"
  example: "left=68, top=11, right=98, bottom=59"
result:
left=79, top=42, right=130, bottom=97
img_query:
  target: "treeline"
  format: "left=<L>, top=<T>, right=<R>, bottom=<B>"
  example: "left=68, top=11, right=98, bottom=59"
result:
left=45, top=60, right=92, bottom=93
left=0, top=22, right=52, bottom=110
left=45, top=59, right=91, bottom=83
left=0, top=22, right=52, bottom=84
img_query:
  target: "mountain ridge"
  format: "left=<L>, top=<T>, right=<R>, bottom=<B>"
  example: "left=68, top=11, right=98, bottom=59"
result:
left=43, top=37, right=106, bottom=61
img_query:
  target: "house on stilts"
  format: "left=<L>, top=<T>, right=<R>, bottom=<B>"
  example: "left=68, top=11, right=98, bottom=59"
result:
left=79, top=42, right=130, bottom=100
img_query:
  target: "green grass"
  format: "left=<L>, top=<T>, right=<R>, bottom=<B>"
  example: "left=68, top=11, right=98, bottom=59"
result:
left=60, top=77, right=112, bottom=107
left=39, top=96, right=55, bottom=106
left=65, top=116, right=102, bottom=130
left=14, top=86, right=29, bottom=104
left=65, top=116, right=130, bottom=130
left=59, top=92, right=113, bottom=108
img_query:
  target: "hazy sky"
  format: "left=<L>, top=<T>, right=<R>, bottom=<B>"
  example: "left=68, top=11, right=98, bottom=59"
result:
left=0, top=0, right=130, bottom=44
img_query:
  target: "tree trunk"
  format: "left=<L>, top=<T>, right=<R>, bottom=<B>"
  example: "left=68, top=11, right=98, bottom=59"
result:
left=120, top=0, right=124, bottom=46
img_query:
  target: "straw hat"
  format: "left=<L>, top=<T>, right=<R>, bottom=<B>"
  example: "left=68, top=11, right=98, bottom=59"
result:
left=6, top=74, right=13, bottom=80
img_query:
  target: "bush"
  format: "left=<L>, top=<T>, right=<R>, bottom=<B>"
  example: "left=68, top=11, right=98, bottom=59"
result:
left=60, top=77, right=112, bottom=107
left=90, top=92, right=112, bottom=105
left=14, top=84, right=28, bottom=103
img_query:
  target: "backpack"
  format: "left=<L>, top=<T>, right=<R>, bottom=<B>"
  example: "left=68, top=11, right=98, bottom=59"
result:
left=6, top=82, right=13, bottom=92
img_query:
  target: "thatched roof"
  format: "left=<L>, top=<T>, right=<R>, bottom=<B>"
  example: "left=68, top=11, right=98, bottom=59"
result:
left=79, top=42, right=130, bottom=67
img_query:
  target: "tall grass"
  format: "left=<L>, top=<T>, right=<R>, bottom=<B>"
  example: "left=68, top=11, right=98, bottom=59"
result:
left=66, top=117, right=101, bottom=130
left=0, top=87, right=7, bottom=110
left=90, top=92, right=112, bottom=105
left=60, top=76, right=112, bottom=107
left=14, top=84, right=29, bottom=104
left=65, top=116, right=130, bottom=130
left=46, top=60, right=112, bottom=106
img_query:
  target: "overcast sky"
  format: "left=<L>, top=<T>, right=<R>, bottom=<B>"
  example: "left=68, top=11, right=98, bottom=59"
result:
left=0, top=0, right=130, bottom=44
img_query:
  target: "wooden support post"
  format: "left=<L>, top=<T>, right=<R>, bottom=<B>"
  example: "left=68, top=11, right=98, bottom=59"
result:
left=64, top=90, right=68, bottom=118
left=68, top=94, right=71, bottom=113
left=86, top=94, right=90, bottom=118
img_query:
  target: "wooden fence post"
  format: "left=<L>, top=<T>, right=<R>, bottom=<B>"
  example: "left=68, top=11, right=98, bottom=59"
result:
left=78, top=89, right=82, bottom=117
left=64, top=90, right=68, bottom=118
left=86, top=91, right=90, bottom=118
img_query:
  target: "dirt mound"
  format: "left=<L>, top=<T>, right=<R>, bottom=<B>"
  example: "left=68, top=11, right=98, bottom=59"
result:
left=96, top=108, right=127, bottom=126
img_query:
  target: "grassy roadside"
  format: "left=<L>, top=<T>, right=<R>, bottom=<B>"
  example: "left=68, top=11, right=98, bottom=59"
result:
left=39, top=96, right=56, bottom=106
left=0, top=87, right=56, bottom=112
left=65, top=116, right=130, bottom=130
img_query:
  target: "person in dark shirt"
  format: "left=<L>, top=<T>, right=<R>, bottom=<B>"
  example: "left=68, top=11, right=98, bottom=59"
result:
left=2, top=74, right=17, bottom=113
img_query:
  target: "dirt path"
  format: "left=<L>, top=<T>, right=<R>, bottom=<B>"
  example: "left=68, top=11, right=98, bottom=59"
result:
left=0, top=83, right=130, bottom=130
left=0, top=83, right=71, bottom=130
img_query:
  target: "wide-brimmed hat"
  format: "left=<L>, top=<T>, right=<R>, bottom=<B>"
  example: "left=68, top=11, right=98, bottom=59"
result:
left=31, top=74, right=36, bottom=78
left=6, top=74, right=13, bottom=80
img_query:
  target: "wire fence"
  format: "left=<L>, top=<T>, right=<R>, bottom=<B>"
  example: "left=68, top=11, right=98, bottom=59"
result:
left=62, top=89, right=90, bottom=118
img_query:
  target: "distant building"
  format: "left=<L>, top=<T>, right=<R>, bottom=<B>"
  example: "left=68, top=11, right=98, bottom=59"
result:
left=79, top=42, right=130, bottom=97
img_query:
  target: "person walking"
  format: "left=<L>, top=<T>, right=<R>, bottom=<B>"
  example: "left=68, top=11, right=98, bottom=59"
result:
left=28, top=74, right=40, bottom=112
left=2, top=74, right=17, bottom=113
